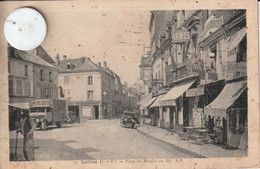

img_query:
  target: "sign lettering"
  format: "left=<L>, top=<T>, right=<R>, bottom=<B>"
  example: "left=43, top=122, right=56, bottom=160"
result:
left=172, top=30, right=191, bottom=43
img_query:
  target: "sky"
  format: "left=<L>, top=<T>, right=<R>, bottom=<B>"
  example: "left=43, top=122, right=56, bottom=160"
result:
left=37, top=5, right=151, bottom=86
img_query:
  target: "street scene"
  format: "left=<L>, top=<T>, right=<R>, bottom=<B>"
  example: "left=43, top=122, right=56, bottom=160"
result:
left=8, top=9, right=247, bottom=161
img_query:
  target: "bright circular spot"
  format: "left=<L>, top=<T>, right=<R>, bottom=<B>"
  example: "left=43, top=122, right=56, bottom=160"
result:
left=4, top=7, right=47, bottom=51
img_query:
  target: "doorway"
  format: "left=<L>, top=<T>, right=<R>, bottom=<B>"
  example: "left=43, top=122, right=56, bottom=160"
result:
left=94, top=105, right=99, bottom=119
left=169, top=107, right=174, bottom=129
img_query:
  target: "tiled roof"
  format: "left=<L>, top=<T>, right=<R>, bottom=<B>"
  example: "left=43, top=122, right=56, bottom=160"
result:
left=58, top=58, right=101, bottom=73
left=15, top=50, right=57, bottom=69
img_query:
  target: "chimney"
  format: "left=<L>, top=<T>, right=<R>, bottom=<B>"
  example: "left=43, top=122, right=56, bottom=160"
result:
left=55, top=54, right=60, bottom=65
left=63, top=55, right=67, bottom=60
left=98, top=62, right=101, bottom=67
left=103, top=61, right=107, bottom=69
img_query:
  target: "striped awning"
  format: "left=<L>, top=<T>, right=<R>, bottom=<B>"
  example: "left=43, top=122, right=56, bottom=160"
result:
left=228, top=28, right=246, bottom=51
left=160, top=79, right=196, bottom=106
left=204, top=80, right=247, bottom=118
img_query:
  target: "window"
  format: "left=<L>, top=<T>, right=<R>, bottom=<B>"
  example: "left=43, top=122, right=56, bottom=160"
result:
left=16, top=80, right=22, bottom=95
left=8, top=61, right=10, bottom=73
left=24, top=81, right=30, bottom=96
left=40, top=70, right=44, bottom=81
left=49, top=72, right=52, bottom=82
left=43, top=88, right=49, bottom=98
left=9, top=79, right=13, bottom=95
left=49, top=89, right=52, bottom=98
left=237, top=36, right=247, bottom=63
left=87, top=90, right=93, bottom=100
left=209, top=44, right=217, bottom=70
left=25, top=65, right=28, bottom=76
left=88, top=76, right=93, bottom=85
left=64, top=76, right=69, bottom=84
left=67, top=63, right=71, bottom=70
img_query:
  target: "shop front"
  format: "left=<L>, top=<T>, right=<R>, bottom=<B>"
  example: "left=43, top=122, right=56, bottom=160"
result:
left=204, top=79, right=247, bottom=149
left=150, top=95, right=164, bottom=127
left=159, top=79, right=197, bottom=131
left=185, top=80, right=225, bottom=128
left=67, top=100, right=101, bottom=120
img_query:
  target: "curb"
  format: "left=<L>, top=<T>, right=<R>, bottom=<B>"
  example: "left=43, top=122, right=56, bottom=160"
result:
left=136, top=128, right=207, bottom=158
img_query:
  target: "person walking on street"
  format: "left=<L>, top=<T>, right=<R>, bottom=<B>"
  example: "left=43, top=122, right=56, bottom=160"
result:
left=21, top=111, right=36, bottom=161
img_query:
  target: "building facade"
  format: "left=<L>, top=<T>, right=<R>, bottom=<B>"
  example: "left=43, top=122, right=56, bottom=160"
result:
left=8, top=45, right=59, bottom=104
left=140, top=10, right=247, bottom=149
left=58, top=57, right=124, bottom=119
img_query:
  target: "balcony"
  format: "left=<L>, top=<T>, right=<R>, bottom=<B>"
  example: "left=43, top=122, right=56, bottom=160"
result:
left=165, top=57, right=201, bottom=83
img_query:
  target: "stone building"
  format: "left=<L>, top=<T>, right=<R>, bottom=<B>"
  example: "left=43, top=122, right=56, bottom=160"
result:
left=58, top=57, right=124, bottom=119
left=8, top=45, right=59, bottom=104
left=141, top=10, right=247, bottom=149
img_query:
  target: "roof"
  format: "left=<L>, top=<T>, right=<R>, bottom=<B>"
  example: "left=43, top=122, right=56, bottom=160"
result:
left=205, top=80, right=247, bottom=110
left=58, top=58, right=101, bottom=73
left=15, top=50, right=57, bottom=69
left=36, top=46, right=56, bottom=64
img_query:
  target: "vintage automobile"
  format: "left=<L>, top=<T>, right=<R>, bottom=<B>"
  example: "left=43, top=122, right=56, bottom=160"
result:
left=120, top=111, right=140, bottom=129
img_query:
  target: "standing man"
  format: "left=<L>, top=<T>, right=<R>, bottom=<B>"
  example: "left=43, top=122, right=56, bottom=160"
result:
left=21, top=110, right=36, bottom=161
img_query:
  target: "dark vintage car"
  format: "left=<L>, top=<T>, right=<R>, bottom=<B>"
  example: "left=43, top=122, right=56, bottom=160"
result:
left=120, top=111, right=140, bottom=129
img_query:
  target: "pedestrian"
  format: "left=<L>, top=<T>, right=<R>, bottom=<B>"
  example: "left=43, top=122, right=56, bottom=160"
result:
left=20, top=110, right=36, bottom=161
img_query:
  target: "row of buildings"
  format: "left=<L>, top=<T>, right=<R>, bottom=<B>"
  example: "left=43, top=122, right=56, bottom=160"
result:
left=8, top=45, right=139, bottom=121
left=139, top=10, right=247, bottom=149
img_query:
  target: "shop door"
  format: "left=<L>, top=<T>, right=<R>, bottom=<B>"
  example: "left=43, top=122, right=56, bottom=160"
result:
left=82, top=106, right=92, bottom=119
left=94, top=105, right=99, bottom=119
left=169, top=107, right=174, bottom=129
left=222, top=117, right=227, bottom=143
left=183, top=97, right=189, bottom=127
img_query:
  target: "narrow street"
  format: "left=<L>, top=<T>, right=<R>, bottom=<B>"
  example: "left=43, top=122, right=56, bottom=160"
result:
left=10, top=118, right=198, bottom=161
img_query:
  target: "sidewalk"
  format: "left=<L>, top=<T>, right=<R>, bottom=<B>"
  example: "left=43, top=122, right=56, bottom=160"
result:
left=137, top=125, right=247, bottom=158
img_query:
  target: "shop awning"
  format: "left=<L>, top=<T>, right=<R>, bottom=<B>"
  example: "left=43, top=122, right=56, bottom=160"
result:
left=9, top=102, right=30, bottom=110
left=228, top=28, right=246, bottom=51
left=159, top=80, right=196, bottom=106
left=150, top=95, right=165, bottom=108
left=144, top=97, right=157, bottom=108
left=204, top=80, right=247, bottom=118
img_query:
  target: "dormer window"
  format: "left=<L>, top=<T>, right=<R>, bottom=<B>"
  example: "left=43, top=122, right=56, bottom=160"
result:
left=67, top=63, right=71, bottom=70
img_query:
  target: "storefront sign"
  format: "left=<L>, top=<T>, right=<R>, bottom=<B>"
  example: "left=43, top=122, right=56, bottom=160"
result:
left=159, top=100, right=176, bottom=106
left=172, top=30, right=191, bottom=43
left=67, top=100, right=101, bottom=106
